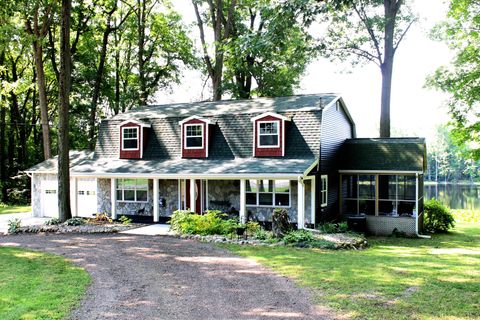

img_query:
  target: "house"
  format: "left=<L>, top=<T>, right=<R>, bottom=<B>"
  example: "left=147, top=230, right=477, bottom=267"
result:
left=25, top=94, right=426, bottom=236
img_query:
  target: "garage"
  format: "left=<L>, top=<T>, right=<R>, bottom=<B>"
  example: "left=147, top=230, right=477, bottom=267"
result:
left=76, top=178, right=97, bottom=217
left=41, top=179, right=59, bottom=218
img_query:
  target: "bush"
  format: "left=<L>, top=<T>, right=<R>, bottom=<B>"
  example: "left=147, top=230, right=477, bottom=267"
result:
left=7, top=218, right=21, bottom=234
left=424, top=199, right=455, bottom=233
left=318, top=222, right=348, bottom=233
left=45, top=218, right=61, bottom=226
left=245, top=221, right=261, bottom=236
left=253, top=228, right=270, bottom=240
left=118, top=215, right=132, bottom=225
left=88, top=213, right=112, bottom=224
left=169, top=210, right=238, bottom=236
left=272, top=208, right=290, bottom=238
left=65, top=217, right=86, bottom=226
left=283, top=229, right=314, bottom=244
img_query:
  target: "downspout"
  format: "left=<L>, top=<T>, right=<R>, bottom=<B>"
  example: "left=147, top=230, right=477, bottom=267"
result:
left=415, top=172, right=431, bottom=239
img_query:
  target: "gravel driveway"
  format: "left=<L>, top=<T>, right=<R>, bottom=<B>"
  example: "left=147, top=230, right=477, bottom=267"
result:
left=0, top=234, right=334, bottom=320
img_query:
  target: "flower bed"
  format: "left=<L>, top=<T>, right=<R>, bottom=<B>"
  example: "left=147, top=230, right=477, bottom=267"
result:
left=14, top=223, right=144, bottom=234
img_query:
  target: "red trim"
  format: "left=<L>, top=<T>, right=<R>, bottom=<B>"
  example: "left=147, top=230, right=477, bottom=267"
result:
left=120, top=122, right=142, bottom=159
left=254, top=115, right=284, bottom=157
left=182, top=118, right=208, bottom=158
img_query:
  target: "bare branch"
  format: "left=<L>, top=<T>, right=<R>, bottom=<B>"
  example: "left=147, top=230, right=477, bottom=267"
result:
left=354, top=4, right=383, bottom=65
left=393, top=18, right=414, bottom=53
left=193, top=1, right=213, bottom=77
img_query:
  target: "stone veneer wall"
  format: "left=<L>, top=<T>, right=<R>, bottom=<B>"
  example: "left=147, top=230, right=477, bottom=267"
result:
left=97, top=178, right=179, bottom=217
left=158, top=179, right=179, bottom=217
left=207, top=179, right=312, bottom=223
left=31, top=173, right=58, bottom=217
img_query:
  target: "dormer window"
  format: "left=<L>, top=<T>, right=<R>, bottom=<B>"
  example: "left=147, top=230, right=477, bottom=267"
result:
left=185, top=124, right=204, bottom=148
left=251, top=112, right=290, bottom=157
left=119, top=120, right=151, bottom=159
left=122, top=127, right=139, bottom=150
left=179, top=116, right=211, bottom=158
left=258, top=121, right=280, bottom=147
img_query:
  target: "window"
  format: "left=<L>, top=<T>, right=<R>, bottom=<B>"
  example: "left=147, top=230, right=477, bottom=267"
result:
left=258, top=121, right=279, bottom=147
left=246, top=180, right=290, bottom=207
left=122, top=127, right=139, bottom=150
left=117, top=179, right=148, bottom=202
left=45, top=189, right=57, bottom=194
left=321, top=175, right=328, bottom=207
left=185, top=124, right=203, bottom=148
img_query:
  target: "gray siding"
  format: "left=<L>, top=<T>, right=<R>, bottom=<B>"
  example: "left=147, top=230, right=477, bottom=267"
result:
left=318, top=101, right=354, bottom=221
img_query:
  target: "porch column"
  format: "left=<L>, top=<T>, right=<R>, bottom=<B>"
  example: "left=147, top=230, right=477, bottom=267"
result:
left=153, top=178, right=159, bottom=222
left=71, top=177, right=78, bottom=217
left=239, top=179, right=247, bottom=224
left=310, top=177, right=316, bottom=225
left=190, top=178, right=196, bottom=212
left=111, top=178, right=117, bottom=219
left=297, top=177, right=305, bottom=229
left=415, top=173, right=419, bottom=235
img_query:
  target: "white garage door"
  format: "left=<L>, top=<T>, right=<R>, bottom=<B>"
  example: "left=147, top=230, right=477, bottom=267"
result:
left=77, top=178, right=97, bottom=217
left=41, top=180, right=59, bottom=218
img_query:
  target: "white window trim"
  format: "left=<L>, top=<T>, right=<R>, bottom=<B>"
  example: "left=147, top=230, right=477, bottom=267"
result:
left=321, top=175, right=328, bottom=207
left=116, top=178, right=149, bottom=203
left=257, top=120, right=280, bottom=148
left=246, top=179, right=291, bottom=208
left=184, top=123, right=204, bottom=150
left=121, top=127, right=140, bottom=151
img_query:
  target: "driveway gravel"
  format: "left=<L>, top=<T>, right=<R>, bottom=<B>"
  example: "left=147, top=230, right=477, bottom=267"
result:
left=0, top=234, right=335, bottom=320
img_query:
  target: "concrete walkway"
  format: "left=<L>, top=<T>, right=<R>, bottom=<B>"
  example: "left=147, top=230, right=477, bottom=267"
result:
left=0, top=212, right=48, bottom=235
left=120, top=223, right=175, bottom=236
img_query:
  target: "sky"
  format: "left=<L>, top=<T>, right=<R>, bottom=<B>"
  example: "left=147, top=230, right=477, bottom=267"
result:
left=156, top=0, right=453, bottom=143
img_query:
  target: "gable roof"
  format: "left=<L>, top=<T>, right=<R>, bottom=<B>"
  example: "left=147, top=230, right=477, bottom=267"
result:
left=25, top=151, right=94, bottom=174
left=339, top=138, right=427, bottom=173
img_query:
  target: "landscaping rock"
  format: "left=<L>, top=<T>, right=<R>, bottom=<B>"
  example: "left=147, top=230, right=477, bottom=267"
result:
left=13, top=223, right=144, bottom=235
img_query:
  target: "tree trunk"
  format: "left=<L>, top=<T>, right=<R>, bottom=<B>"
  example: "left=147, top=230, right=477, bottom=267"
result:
left=379, top=1, right=397, bottom=138
left=0, top=53, right=7, bottom=202
left=88, top=27, right=111, bottom=149
left=114, top=32, right=120, bottom=115
left=57, top=0, right=72, bottom=222
left=33, top=40, right=52, bottom=159
left=137, top=0, right=147, bottom=105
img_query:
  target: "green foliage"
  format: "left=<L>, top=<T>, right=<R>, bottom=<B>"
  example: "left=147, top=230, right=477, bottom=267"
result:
left=169, top=210, right=238, bottom=236
left=253, top=228, right=270, bottom=240
left=427, top=0, right=480, bottom=160
left=118, top=215, right=132, bottom=225
left=7, top=218, right=21, bottom=234
left=0, top=247, right=90, bottom=319
left=424, top=199, right=455, bottom=233
left=318, top=221, right=348, bottom=233
left=64, top=217, right=86, bottom=226
left=45, top=218, right=61, bottom=226
left=245, top=221, right=261, bottom=236
left=283, top=229, right=314, bottom=244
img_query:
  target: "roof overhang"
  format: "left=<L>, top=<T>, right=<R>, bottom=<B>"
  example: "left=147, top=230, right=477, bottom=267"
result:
left=250, top=112, right=291, bottom=122
left=119, top=119, right=151, bottom=128
left=178, top=115, right=212, bottom=125
left=338, top=170, right=423, bottom=175
left=70, top=172, right=303, bottom=180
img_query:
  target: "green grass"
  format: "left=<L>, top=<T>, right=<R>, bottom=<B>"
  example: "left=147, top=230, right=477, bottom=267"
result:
left=0, top=247, right=90, bottom=320
left=225, top=222, right=480, bottom=319
left=0, top=204, right=32, bottom=215
left=453, top=209, right=480, bottom=223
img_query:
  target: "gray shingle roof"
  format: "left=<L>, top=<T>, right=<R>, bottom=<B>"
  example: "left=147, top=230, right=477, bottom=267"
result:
left=110, top=93, right=338, bottom=120
left=25, top=151, right=94, bottom=173
left=339, top=138, right=427, bottom=172
left=70, top=157, right=316, bottom=177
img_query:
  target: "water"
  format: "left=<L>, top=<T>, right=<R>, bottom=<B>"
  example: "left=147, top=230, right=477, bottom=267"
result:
left=425, top=184, right=480, bottom=210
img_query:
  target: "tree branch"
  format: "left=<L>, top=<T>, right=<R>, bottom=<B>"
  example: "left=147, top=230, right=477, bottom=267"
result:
left=193, top=1, right=214, bottom=77
left=354, top=4, right=383, bottom=65
left=393, top=18, right=414, bottom=53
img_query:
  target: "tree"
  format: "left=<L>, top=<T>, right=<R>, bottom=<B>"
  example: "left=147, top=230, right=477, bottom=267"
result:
left=57, top=0, right=71, bottom=221
left=192, top=0, right=237, bottom=101
left=223, top=0, right=318, bottom=99
left=427, top=0, right=480, bottom=161
left=321, top=0, right=416, bottom=137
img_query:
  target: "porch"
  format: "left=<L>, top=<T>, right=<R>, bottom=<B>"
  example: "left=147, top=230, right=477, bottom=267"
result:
left=96, top=177, right=316, bottom=228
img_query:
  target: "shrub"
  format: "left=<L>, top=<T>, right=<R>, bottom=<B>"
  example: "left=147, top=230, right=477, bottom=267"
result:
left=424, top=199, right=455, bottom=233
left=253, top=228, right=270, bottom=240
left=65, top=217, right=86, bottom=226
left=245, top=221, right=261, bottom=236
left=169, top=210, right=238, bottom=236
left=119, top=215, right=132, bottom=225
left=7, top=218, right=21, bottom=234
left=272, top=208, right=290, bottom=238
left=318, top=222, right=348, bottom=233
left=89, top=213, right=112, bottom=224
left=283, top=229, right=314, bottom=244
left=45, top=218, right=61, bottom=225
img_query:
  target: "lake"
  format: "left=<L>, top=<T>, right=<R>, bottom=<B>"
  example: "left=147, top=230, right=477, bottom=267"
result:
left=425, top=184, right=480, bottom=210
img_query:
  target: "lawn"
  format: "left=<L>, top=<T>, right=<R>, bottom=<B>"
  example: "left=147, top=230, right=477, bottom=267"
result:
left=226, top=222, right=480, bottom=320
left=0, top=204, right=32, bottom=215
left=0, top=247, right=90, bottom=320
